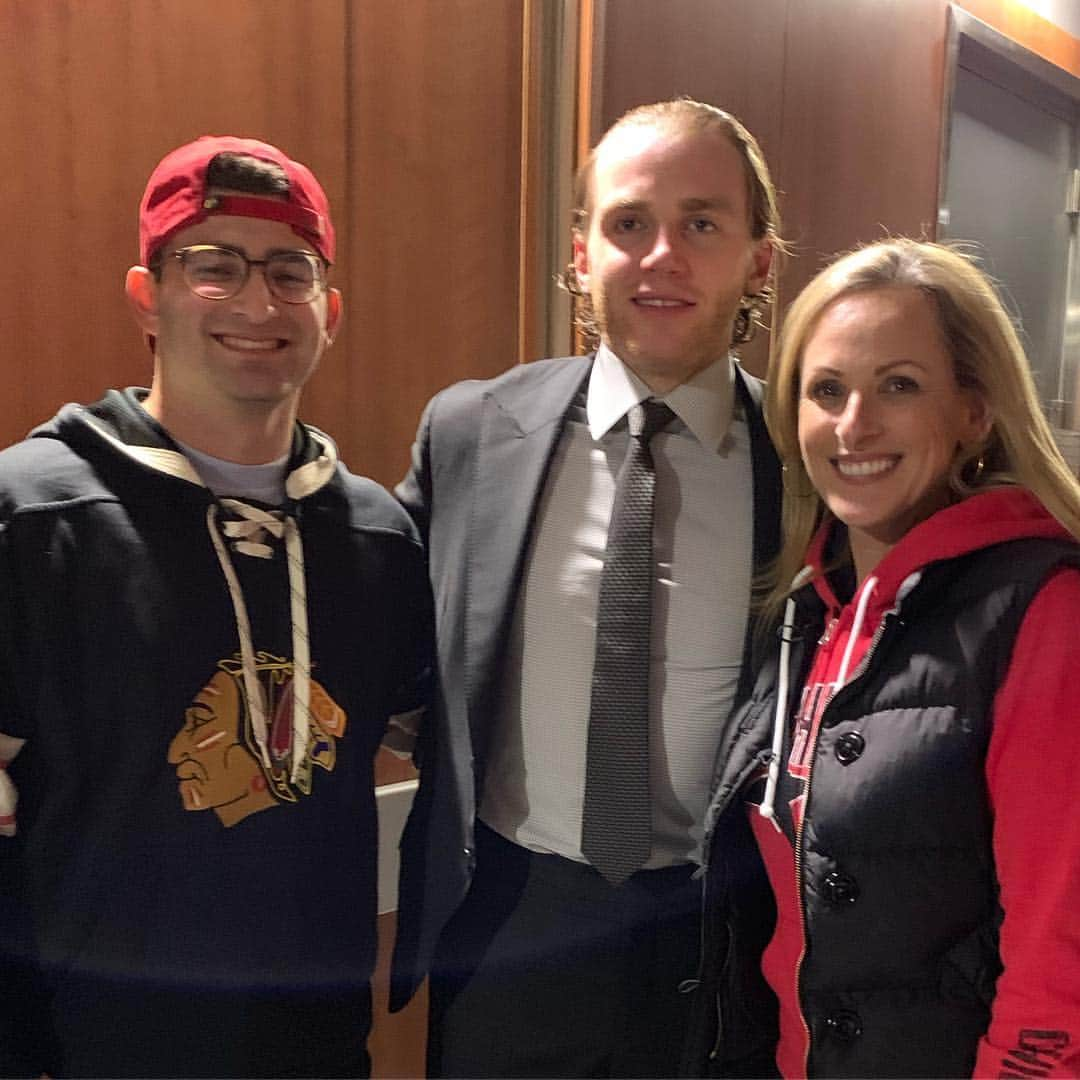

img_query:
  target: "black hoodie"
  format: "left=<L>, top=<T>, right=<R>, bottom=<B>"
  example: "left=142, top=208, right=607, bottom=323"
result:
left=0, top=388, right=431, bottom=1077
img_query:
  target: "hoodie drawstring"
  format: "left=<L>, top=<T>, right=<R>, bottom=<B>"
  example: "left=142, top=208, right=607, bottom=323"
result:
left=834, top=574, right=878, bottom=689
left=760, top=566, right=814, bottom=831
left=760, top=594, right=798, bottom=833
left=207, top=500, right=311, bottom=784
left=759, top=569, right=878, bottom=828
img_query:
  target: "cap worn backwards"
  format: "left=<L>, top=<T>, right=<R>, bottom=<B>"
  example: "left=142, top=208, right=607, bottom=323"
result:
left=138, top=135, right=335, bottom=267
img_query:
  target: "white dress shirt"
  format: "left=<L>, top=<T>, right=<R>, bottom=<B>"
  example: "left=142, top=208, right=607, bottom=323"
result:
left=479, top=345, right=756, bottom=867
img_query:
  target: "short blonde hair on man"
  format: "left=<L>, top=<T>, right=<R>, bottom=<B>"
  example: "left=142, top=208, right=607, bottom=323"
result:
left=764, top=237, right=1080, bottom=616
left=566, top=97, right=782, bottom=347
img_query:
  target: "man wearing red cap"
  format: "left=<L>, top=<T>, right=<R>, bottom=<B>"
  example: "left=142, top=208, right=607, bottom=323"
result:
left=0, top=136, right=431, bottom=1077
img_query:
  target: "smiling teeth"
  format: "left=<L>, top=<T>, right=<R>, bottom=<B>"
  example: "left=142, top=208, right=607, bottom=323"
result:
left=837, top=458, right=895, bottom=477
left=219, top=336, right=280, bottom=352
left=635, top=298, right=685, bottom=307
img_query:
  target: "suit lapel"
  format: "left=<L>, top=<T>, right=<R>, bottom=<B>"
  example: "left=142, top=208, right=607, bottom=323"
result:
left=734, top=365, right=782, bottom=698
left=735, top=365, right=781, bottom=573
left=465, top=357, right=592, bottom=753
left=461, top=360, right=778, bottom=744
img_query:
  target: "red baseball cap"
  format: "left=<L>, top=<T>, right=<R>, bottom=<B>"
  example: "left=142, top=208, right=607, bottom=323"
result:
left=139, top=135, right=335, bottom=266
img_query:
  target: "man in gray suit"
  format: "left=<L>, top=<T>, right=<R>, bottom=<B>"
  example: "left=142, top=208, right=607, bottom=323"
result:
left=391, top=98, right=782, bottom=1078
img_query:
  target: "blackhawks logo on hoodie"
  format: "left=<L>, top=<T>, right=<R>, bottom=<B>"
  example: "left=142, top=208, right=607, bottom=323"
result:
left=167, top=652, right=347, bottom=827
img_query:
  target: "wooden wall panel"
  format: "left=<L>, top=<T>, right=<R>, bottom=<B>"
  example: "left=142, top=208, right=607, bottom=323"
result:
left=597, top=0, right=788, bottom=137
left=342, top=0, right=525, bottom=487
left=344, top=4, right=526, bottom=1071
left=0, top=0, right=348, bottom=448
left=777, top=0, right=951, bottom=304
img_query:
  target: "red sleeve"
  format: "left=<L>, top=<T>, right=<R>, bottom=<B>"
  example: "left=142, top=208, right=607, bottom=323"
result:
left=978, top=569, right=1080, bottom=1078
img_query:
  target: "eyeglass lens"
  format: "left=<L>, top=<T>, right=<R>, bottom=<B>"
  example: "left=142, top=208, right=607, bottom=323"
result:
left=178, top=246, right=322, bottom=303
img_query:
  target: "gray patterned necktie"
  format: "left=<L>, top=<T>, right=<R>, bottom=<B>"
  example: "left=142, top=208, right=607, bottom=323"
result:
left=581, top=399, right=675, bottom=885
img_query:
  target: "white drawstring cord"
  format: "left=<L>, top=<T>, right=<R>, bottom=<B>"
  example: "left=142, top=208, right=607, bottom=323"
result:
left=208, top=504, right=270, bottom=770
left=760, top=566, right=814, bottom=831
left=283, top=517, right=311, bottom=784
left=207, top=501, right=312, bottom=782
left=834, top=575, right=878, bottom=689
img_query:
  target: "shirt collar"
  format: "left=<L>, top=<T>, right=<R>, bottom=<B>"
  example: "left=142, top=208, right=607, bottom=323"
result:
left=586, top=343, right=736, bottom=451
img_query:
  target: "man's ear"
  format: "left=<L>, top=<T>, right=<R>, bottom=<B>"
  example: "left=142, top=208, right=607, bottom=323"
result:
left=745, top=237, right=774, bottom=297
left=125, top=266, right=160, bottom=336
left=325, top=287, right=343, bottom=345
left=572, top=232, right=590, bottom=294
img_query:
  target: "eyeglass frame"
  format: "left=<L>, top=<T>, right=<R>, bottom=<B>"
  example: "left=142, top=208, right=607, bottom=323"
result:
left=152, top=243, right=330, bottom=305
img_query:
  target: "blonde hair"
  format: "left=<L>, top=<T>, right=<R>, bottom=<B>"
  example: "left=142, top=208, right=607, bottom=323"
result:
left=565, top=97, right=782, bottom=347
left=764, top=237, right=1080, bottom=617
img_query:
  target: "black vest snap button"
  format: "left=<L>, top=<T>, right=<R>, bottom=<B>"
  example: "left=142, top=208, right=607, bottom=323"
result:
left=823, top=870, right=860, bottom=905
left=834, top=731, right=865, bottom=765
left=824, top=1009, right=863, bottom=1042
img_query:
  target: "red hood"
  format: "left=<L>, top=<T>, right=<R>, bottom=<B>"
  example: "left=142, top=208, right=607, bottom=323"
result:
left=804, top=488, right=1072, bottom=622
left=755, top=487, right=1073, bottom=846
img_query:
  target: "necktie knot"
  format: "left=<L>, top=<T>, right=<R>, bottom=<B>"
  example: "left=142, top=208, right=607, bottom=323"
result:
left=630, top=399, right=675, bottom=444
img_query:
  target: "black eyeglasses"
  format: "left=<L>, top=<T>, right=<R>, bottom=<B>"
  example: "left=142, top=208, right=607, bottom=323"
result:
left=165, top=245, right=327, bottom=304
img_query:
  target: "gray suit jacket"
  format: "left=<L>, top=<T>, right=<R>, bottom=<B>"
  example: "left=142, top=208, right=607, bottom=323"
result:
left=389, top=354, right=781, bottom=1011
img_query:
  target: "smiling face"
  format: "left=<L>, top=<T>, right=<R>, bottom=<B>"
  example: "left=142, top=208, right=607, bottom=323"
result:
left=798, top=286, right=991, bottom=579
left=573, top=122, right=772, bottom=394
left=127, top=203, right=341, bottom=437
